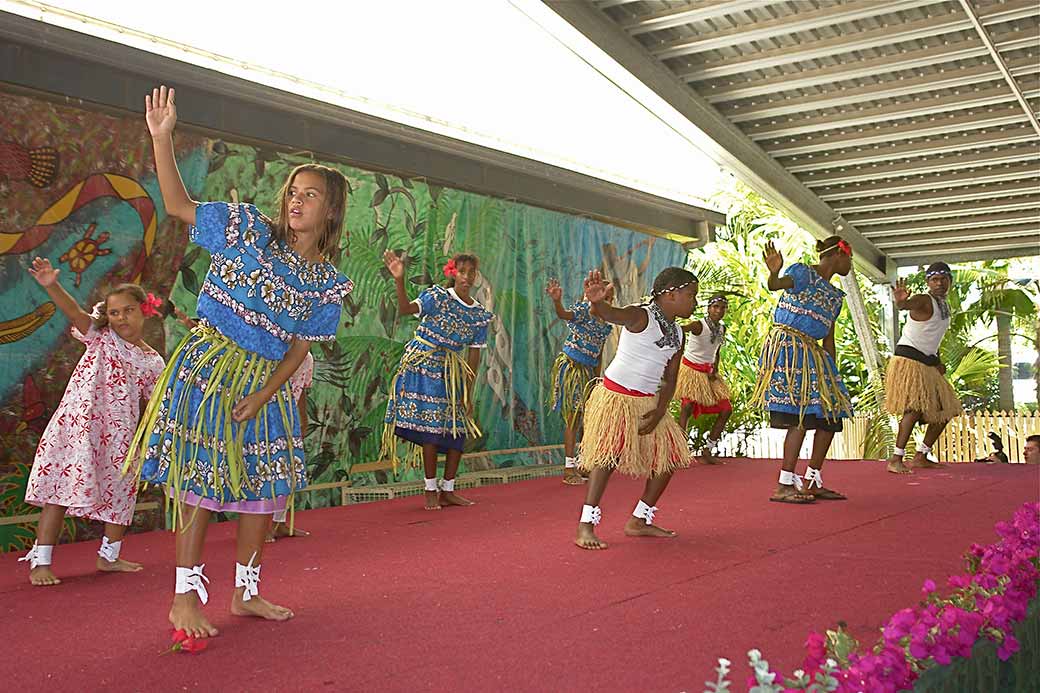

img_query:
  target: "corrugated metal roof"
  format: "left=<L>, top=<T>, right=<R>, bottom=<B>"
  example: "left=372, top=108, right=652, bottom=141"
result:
left=578, top=0, right=1040, bottom=267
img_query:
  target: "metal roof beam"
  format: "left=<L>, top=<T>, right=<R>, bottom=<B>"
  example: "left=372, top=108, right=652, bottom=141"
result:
left=885, top=234, right=1040, bottom=261
left=800, top=143, right=1040, bottom=186
left=759, top=103, right=1032, bottom=153
left=958, top=0, right=1040, bottom=137
left=621, top=0, right=765, bottom=36
left=815, top=161, right=1040, bottom=199
left=719, top=58, right=1040, bottom=121
left=681, top=0, right=1039, bottom=79
left=697, top=28, right=1040, bottom=100
left=864, top=212, right=1040, bottom=237
left=895, top=245, right=1039, bottom=266
left=544, top=0, right=889, bottom=278
left=847, top=195, right=1040, bottom=226
left=654, top=0, right=945, bottom=60
left=834, top=181, right=1040, bottom=212
left=744, top=82, right=1040, bottom=138
left=779, top=124, right=1039, bottom=172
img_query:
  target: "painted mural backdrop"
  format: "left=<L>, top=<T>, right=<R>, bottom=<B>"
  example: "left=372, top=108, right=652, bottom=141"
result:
left=0, top=88, right=684, bottom=551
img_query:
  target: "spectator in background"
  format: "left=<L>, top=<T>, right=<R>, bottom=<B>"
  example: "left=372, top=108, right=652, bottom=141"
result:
left=1025, top=435, right=1040, bottom=464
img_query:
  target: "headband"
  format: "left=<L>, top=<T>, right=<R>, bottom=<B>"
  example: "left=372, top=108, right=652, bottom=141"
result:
left=707, top=296, right=728, bottom=306
left=650, top=279, right=695, bottom=299
left=819, top=239, right=852, bottom=257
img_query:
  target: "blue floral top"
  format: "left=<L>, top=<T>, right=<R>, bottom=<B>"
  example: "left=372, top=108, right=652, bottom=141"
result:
left=412, top=285, right=493, bottom=351
left=562, top=301, right=612, bottom=367
left=190, top=202, right=353, bottom=360
left=773, top=263, right=845, bottom=340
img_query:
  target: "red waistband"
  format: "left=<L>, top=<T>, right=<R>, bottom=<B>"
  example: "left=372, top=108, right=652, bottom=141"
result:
left=602, top=377, right=654, bottom=397
left=681, top=357, right=714, bottom=373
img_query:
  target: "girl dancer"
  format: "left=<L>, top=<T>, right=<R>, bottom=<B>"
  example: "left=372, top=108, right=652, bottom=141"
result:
left=755, top=236, right=853, bottom=504
left=545, top=277, right=614, bottom=484
left=885, top=262, right=963, bottom=474
left=675, top=293, right=732, bottom=464
left=575, top=267, right=697, bottom=550
left=21, top=260, right=165, bottom=585
left=125, top=86, right=352, bottom=637
left=382, top=251, right=494, bottom=510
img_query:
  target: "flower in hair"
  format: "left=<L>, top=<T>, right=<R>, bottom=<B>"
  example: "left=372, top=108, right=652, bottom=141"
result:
left=443, top=259, right=458, bottom=278
left=89, top=301, right=105, bottom=320
left=837, top=240, right=852, bottom=256
left=141, top=292, right=163, bottom=318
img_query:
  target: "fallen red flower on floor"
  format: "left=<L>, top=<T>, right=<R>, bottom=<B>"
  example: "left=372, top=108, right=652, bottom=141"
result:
left=163, top=628, right=209, bottom=655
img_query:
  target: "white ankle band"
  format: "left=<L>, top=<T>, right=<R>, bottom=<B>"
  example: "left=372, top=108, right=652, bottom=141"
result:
left=235, top=552, right=261, bottom=602
left=564, top=456, right=577, bottom=468
left=272, top=508, right=287, bottom=523
left=779, top=469, right=797, bottom=486
left=175, top=564, right=210, bottom=604
left=580, top=504, right=602, bottom=525
left=705, top=438, right=719, bottom=452
left=633, top=499, right=657, bottom=525
left=918, top=444, right=932, bottom=455
left=18, top=542, right=53, bottom=569
left=424, top=477, right=438, bottom=492
left=98, top=537, right=122, bottom=563
left=893, top=447, right=906, bottom=457
left=804, top=467, right=823, bottom=489
left=440, top=478, right=456, bottom=493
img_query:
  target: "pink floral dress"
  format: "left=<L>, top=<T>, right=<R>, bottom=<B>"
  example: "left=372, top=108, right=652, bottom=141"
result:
left=25, top=324, right=165, bottom=525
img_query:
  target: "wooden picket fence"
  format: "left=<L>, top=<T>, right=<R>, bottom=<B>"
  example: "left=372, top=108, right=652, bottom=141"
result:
left=716, top=415, right=870, bottom=460
left=935, top=410, right=1040, bottom=464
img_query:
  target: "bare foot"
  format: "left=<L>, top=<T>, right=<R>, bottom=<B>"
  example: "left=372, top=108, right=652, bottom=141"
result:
left=574, top=522, right=607, bottom=550
left=169, top=593, right=219, bottom=639
left=29, top=565, right=61, bottom=586
left=424, top=490, right=441, bottom=511
left=623, top=517, right=677, bottom=538
left=97, top=556, right=144, bottom=573
left=887, top=457, right=913, bottom=475
left=769, top=485, right=816, bottom=504
left=439, top=491, right=475, bottom=507
left=700, top=449, right=722, bottom=465
left=562, top=468, right=586, bottom=485
left=266, top=522, right=309, bottom=542
left=912, top=454, right=942, bottom=469
left=230, top=591, right=293, bottom=621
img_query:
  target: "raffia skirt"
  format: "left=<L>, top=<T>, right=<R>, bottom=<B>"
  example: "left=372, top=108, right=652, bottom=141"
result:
left=674, top=359, right=731, bottom=405
left=884, top=355, right=963, bottom=424
left=549, top=352, right=597, bottom=428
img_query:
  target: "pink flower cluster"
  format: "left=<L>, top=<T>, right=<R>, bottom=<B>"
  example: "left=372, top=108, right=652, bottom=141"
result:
left=739, top=503, right=1039, bottom=693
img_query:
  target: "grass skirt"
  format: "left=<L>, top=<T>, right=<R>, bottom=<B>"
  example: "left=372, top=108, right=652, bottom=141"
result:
left=577, top=383, right=690, bottom=477
left=382, top=336, right=479, bottom=471
left=549, top=352, right=596, bottom=428
left=124, top=322, right=303, bottom=529
left=884, top=355, right=963, bottom=423
left=674, top=361, right=731, bottom=405
left=753, top=325, right=852, bottom=424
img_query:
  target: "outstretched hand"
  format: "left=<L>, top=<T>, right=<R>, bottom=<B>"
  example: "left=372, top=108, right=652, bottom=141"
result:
left=892, top=277, right=909, bottom=304
left=145, top=85, right=178, bottom=138
left=28, top=257, right=59, bottom=287
left=583, top=270, right=613, bottom=304
left=383, top=250, right=405, bottom=279
left=545, top=278, right=562, bottom=301
left=763, top=241, right=783, bottom=275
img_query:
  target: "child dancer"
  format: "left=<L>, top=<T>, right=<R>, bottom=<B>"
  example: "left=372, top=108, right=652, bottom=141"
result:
left=675, top=293, right=732, bottom=464
left=125, top=86, right=352, bottom=638
left=268, top=351, right=315, bottom=540
left=755, top=236, right=853, bottom=504
left=545, top=277, right=614, bottom=484
left=382, top=251, right=494, bottom=510
left=21, top=259, right=165, bottom=585
left=575, top=268, right=697, bottom=550
left=885, top=263, right=963, bottom=474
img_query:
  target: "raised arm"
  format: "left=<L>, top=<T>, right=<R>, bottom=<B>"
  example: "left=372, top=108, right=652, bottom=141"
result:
left=584, top=270, right=647, bottom=332
left=891, top=278, right=933, bottom=321
left=763, top=241, right=794, bottom=292
left=146, top=86, right=197, bottom=226
left=28, top=257, right=92, bottom=334
left=545, top=279, right=574, bottom=321
left=383, top=250, right=420, bottom=316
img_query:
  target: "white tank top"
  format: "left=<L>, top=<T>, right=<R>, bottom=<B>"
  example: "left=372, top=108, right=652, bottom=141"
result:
left=604, top=305, right=682, bottom=394
left=683, top=319, right=724, bottom=364
left=897, top=295, right=950, bottom=357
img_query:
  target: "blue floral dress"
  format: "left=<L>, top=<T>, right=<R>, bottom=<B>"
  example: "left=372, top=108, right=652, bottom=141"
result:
left=755, top=262, right=852, bottom=429
left=550, top=301, right=612, bottom=426
left=126, top=202, right=351, bottom=518
left=383, top=285, right=494, bottom=464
